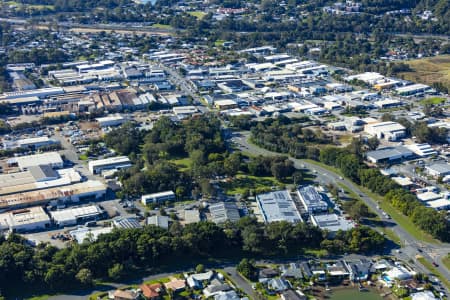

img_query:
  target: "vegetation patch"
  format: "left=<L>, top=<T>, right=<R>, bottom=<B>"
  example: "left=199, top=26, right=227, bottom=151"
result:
left=399, top=55, right=450, bottom=92
left=420, top=97, right=446, bottom=105
left=416, top=257, right=450, bottom=290
left=187, top=11, right=206, bottom=19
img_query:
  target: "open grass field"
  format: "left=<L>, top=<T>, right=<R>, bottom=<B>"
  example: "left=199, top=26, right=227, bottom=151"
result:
left=420, top=97, right=446, bottom=105
left=399, top=55, right=450, bottom=91
left=219, top=174, right=284, bottom=196
left=5, top=1, right=54, bottom=10
left=187, top=11, right=207, bottom=19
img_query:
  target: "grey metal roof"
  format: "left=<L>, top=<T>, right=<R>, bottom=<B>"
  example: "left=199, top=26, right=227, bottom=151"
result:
left=426, top=163, right=450, bottom=175
left=29, top=165, right=58, bottom=181
left=256, top=190, right=303, bottom=223
left=209, top=202, right=240, bottom=224
left=366, top=146, right=412, bottom=161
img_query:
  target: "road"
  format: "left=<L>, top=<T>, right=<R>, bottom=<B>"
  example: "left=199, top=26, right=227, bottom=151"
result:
left=233, top=131, right=450, bottom=292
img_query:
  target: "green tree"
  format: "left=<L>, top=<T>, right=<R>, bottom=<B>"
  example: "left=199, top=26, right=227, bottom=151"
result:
left=76, top=268, right=93, bottom=286
left=236, top=258, right=258, bottom=281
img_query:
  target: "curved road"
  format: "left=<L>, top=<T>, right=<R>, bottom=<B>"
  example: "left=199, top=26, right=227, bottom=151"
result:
left=233, top=131, right=450, bottom=292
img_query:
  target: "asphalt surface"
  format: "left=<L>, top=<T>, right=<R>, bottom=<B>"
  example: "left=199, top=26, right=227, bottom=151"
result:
left=233, top=131, right=450, bottom=293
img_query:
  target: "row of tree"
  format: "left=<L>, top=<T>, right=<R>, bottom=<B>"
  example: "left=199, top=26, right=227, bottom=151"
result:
left=0, top=217, right=384, bottom=296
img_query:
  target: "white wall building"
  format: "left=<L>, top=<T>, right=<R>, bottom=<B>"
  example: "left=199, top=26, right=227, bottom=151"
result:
left=11, top=152, right=64, bottom=171
left=0, top=206, right=50, bottom=232
left=141, top=191, right=176, bottom=205
left=364, top=121, right=406, bottom=141
left=88, top=156, right=132, bottom=174
left=50, top=205, right=103, bottom=227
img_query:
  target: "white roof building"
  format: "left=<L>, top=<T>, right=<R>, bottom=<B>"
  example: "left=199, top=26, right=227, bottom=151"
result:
left=50, top=205, right=103, bottom=227
left=256, top=190, right=302, bottom=223
left=0, top=206, right=50, bottom=232
left=12, top=152, right=64, bottom=171
left=406, top=143, right=437, bottom=157
left=411, top=291, right=438, bottom=300
left=88, top=156, right=132, bottom=174
left=364, top=121, right=406, bottom=141
left=147, top=215, right=169, bottom=229
left=96, top=114, right=127, bottom=127
left=310, top=214, right=354, bottom=234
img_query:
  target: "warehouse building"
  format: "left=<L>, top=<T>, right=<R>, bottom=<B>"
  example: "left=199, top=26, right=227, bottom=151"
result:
left=50, top=205, right=104, bottom=227
left=141, top=191, right=175, bottom=205
left=405, top=143, right=437, bottom=157
left=395, top=84, right=432, bottom=97
left=256, top=190, right=303, bottom=223
left=425, top=163, right=450, bottom=178
left=297, top=186, right=328, bottom=214
left=70, top=226, right=112, bottom=243
left=0, top=206, right=50, bottom=232
left=366, top=146, right=413, bottom=164
left=0, top=180, right=106, bottom=210
left=147, top=215, right=170, bottom=229
left=310, top=214, right=354, bottom=235
left=0, top=166, right=81, bottom=196
left=10, top=152, right=64, bottom=171
left=2, top=137, right=60, bottom=150
left=95, top=114, right=127, bottom=127
left=208, top=202, right=241, bottom=224
left=364, top=121, right=406, bottom=141
left=88, top=156, right=132, bottom=175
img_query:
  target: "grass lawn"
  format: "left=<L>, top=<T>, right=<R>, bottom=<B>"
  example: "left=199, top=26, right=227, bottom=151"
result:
left=169, top=157, right=192, bottom=171
left=420, top=97, right=446, bottom=105
left=151, top=24, right=173, bottom=30
left=443, top=255, right=450, bottom=272
left=304, top=159, right=439, bottom=245
left=187, top=11, right=207, bottom=19
left=219, top=174, right=284, bottom=195
left=304, top=248, right=329, bottom=257
left=398, top=55, right=450, bottom=92
left=416, top=257, right=450, bottom=290
left=214, top=39, right=226, bottom=47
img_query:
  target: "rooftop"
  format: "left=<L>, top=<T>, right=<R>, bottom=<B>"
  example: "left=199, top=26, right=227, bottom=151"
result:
left=209, top=202, right=240, bottom=223
left=256, top=190, right=302, bottom=223
left=311, top=214, right=354, bottom=232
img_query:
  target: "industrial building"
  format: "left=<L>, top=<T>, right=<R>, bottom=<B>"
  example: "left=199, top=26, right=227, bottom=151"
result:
left=366, top=146, right=414, bottom=164
left=0, top=166, right=81, bottom=196
left=364, top=121, right=406, bottom=141
left=50, top=205, right=104, bottom=227
left=0, top=206, right=51, bottom=232
left=10, top=152, right=64, bottom=171
left=0, top=180, right=106, bottom=210
left=112, top=217, right=142, bottom=229
left=310, top=214, right=354, bottom=234
left=141, top=191, right=175, bottom=205
left=425, top=163, right=450, bottom=178
left=2, top=137, right=60, bottom=150
left=208, top=202, right=241, bottom=224
left=297, top=186, right=328, bottom=214
left=69, top=226, right=112, bottom=243
left=395, top=84, right=432, bottom=97
left=405, top=143, right=437, bottom=157
left=147, top=215, right=169, bottom=229
left=95, top=114, right=127, bottom=127
left=88, top=156, right=132, bottom=175
left=256, top=190, right=303, bottom=223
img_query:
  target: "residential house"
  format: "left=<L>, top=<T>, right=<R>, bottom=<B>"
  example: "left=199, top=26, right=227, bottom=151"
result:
left=186, top=270, right=214, bottom=289
left=344, top=259, right=372, bottom=282
left=281, top=290, right=307, bottom=300
left=214, top=290, right=241, bottom=300
left=111, top=289, right=139, bottom=300
left=140, top=283, right=163, bottom=299
left=326, top=261, right=350, bottom=279
left=268, top=278, right=290, bottom=292
left=164, top=277, right=186, bottom=292
left=203, top=279, right=231, bottom=298
left=281, top=263, right=303, bottom=279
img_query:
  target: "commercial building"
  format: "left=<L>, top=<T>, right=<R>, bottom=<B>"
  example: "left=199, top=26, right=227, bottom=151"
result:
left=0, top=87, right=64, bottom=100
left=88, top=156, right=132, bottom=175
left=366, top=146, right=413, bottom=164
left=364, top=121, right=406, bottom=141
left=297, top=186, right=328, bottom=214
left=50, top=205, right=104, bottom=227
left=256, top=190, right=302, bottom=223
left=141, top=191, right=175, bottom=205
left=214, top=99, right=238, bottom=110
left=0, top=180, right=106, bottom=210
left=2, top=137, right=60, bottom=150
left=310, top=214, right=354, bottom=234
left=208, top=202, right=240, bottom=224
left=0, top=206, right=50, bottom=232
left=11, top=152, right=64, bottom=171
